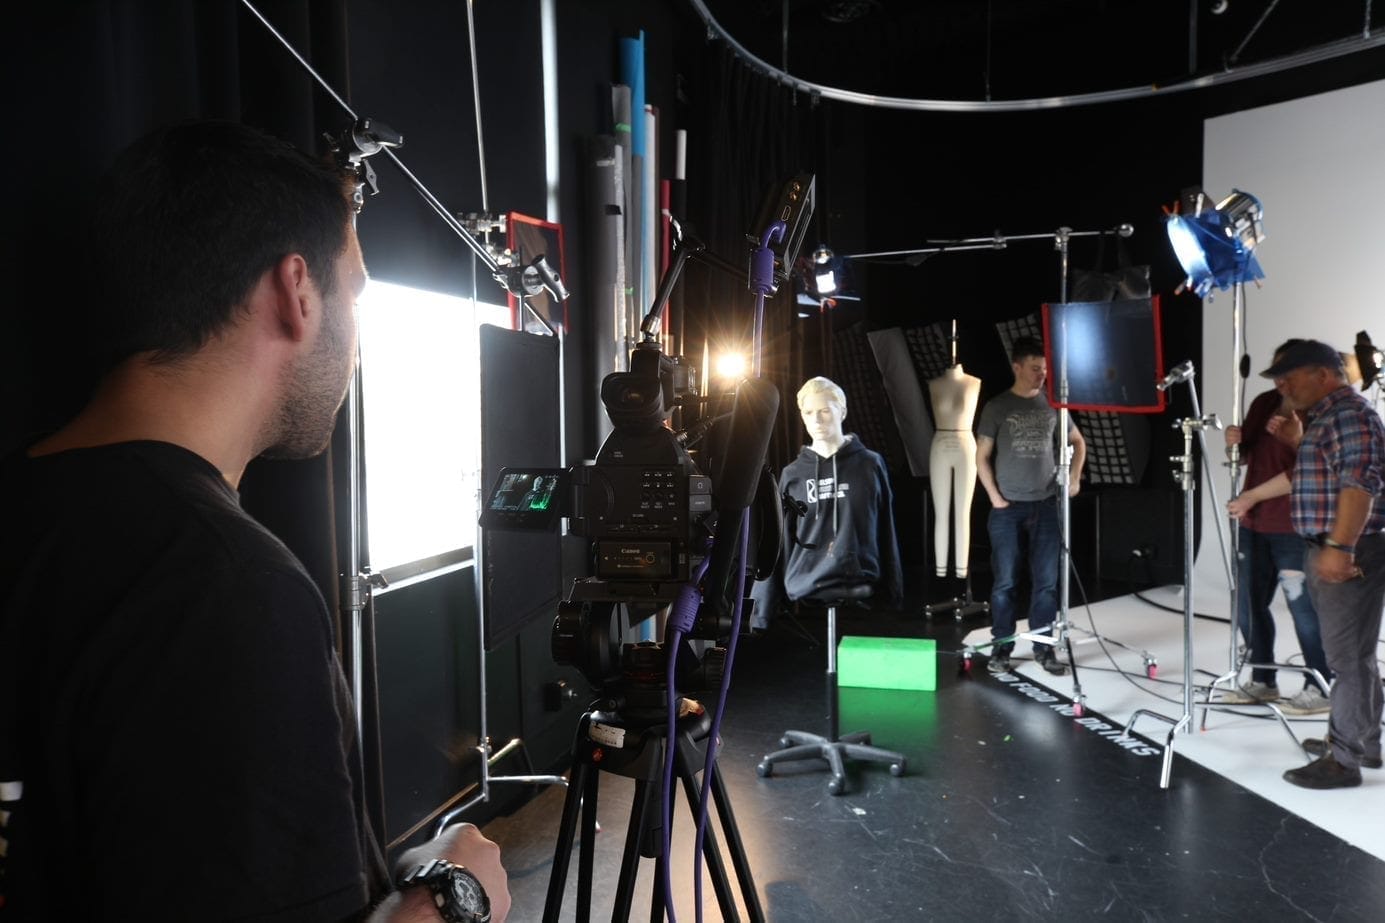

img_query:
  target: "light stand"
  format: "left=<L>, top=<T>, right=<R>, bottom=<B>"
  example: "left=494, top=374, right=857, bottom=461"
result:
left=241, top=0, right=572, bottom=839
left=1159, top=361, right=1236, bottom=616
left=1121, top=387, right=1297, bottom=789
left=1125, top=412, right=1212, bottom=788
left=1208, top=279, right=1249, bottom=702
left=1020, top=226, right=1145, bottom=710
left=1195, top=280, right=1287, bottom=719
left=1164, top=190, right=1289, bottom=723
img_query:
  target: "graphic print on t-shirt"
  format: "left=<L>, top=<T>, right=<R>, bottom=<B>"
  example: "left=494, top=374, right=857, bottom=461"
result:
left=1003, top=408, right=1055, bottom=460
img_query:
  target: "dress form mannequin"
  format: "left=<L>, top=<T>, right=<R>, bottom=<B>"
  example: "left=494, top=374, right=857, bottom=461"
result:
left=928, top=363, right=981, bottom=577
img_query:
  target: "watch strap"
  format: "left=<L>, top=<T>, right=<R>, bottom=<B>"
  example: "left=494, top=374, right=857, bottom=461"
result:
left=396, top=858, right=490, bottom=923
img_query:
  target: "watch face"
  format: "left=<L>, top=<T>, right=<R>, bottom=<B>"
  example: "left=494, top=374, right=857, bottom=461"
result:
left=446, top=868, right=490, bottom=920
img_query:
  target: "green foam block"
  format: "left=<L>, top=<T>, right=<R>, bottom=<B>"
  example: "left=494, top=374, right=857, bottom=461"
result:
left=838, top=636, right=937, bottom=691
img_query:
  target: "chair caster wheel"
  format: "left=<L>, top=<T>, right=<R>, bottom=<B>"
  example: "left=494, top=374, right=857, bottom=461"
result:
left=778, top=736, right=792, bottom=749
left=1073, top=701, right=1086, bottom=717
left=827, top=777, right=845, bottom=795
left=1146, top=662, right=1158, bottom=679
left=960, top=654, right=974, bottom=676
left=889, top=761, right=906, bottom=777
left=756, top=761, right=772, bottom=777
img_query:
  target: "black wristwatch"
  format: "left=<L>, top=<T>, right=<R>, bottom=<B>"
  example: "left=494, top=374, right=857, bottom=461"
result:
left=397, top=858, right=491, bottom=923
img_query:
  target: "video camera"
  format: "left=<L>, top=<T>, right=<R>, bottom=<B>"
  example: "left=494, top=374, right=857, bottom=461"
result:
left=483, top=342, right=753, bottom=707
left=482, top=173, right=812, bottom=712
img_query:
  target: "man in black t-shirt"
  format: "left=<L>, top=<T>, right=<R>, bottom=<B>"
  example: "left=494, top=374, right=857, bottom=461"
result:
left=0, top=122, right=509, bottom=921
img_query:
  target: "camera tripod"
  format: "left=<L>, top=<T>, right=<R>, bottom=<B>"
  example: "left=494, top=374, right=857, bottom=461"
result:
left=542, top=703, right=764, bottom=922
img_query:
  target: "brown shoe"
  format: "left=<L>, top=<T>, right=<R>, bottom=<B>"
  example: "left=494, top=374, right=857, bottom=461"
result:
left=1301, top=737, right=1383, bottom=769
left=1283, top=753, right=1363, bottom=789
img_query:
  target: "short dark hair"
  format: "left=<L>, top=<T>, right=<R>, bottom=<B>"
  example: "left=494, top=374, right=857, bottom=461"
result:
left=1010, top=336, right=1046, bottom=363
left=90, top=120, right=354, bottom=367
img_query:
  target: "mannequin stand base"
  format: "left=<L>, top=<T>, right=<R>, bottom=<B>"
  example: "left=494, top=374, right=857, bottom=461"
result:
left=924, top=574, right=988, bottom=623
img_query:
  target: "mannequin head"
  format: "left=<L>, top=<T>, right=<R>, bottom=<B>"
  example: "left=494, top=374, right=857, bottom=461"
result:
left=797, top=376, right=847, bottom=453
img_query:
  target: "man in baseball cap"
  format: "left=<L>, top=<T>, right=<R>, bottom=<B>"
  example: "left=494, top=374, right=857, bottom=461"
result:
left=1231, top=336, right=1385, bottom=788
left=1259, top=339, right=1346, bottom=380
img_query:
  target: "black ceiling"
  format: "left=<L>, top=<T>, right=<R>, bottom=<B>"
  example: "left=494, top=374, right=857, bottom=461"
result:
left=699, top=0, right=1385, bottom=101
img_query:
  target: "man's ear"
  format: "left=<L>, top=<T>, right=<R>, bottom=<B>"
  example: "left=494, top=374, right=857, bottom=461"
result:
left=270, top=252, right=314, bottom=342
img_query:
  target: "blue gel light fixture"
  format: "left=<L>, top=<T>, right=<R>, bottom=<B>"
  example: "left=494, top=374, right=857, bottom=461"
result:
left=1166, top=189, right=1266, bottom=298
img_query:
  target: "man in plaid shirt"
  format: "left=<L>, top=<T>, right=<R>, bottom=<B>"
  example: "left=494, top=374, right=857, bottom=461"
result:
left=1229, top=339, right=1385, bottom=788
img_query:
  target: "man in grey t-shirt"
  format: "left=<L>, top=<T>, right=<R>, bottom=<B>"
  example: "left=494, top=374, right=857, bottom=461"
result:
left=976, top=336, right=1086, bottom=675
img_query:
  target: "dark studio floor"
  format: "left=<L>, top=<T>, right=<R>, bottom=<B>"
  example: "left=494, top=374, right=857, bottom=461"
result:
left=481, top=575, right=1385, bottom=922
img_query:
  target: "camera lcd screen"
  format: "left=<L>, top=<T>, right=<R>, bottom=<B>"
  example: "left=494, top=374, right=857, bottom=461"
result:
left=480, top=467, right=568, bottom=530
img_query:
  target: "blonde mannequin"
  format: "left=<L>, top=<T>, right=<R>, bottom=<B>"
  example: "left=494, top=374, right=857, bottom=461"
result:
left=928, top=364, right=981, bottom=577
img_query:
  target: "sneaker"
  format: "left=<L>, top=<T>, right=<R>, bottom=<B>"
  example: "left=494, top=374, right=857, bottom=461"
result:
left=1279, top=686, right=1331, bottom=716
left=1283, top=752, right=1362, bottom=789
left=1036, top=650, right=1069, bottom=676
left=987, top=654, right=1012, bottom=675
left=1219, top=681, right=1280, bottom=704
left=1302, top=737, right=1382, bottom=769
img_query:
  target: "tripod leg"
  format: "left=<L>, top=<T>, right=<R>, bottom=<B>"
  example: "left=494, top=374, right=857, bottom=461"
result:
left=649, top=852, right=665, bottom=923
left=613, top=778, right=656, bottom=922
left=673, top=736, right=738, bottom=921
left=544, top=742, right=592, bottom=923
left=576, top=755, right=601, bottom=923
left=708, top=757, right=765, bottom=922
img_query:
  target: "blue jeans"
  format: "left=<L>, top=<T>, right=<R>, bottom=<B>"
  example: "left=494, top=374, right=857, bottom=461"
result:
left=988, top=498, right=1060, bottom=656
left=1236, top=526, right=1330, bottom=691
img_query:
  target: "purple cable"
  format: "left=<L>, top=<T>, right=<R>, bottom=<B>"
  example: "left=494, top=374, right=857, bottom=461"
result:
left=748, top=223, right=784, bottom=377
left=689, top=274, right=772, bottom=920
left=661, top=552, right=710, bottom=922
left=670, top=235, right=778, bottom=920
left=690, top=513, right=751, bottom=923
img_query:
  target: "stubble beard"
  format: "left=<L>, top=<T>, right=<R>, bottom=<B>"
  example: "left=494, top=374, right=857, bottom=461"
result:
left=261, top=299, right=356, bottom=461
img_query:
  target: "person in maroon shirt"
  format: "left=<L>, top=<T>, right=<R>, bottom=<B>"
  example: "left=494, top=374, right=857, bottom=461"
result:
left=1221, top=339, right=1331, bottom=714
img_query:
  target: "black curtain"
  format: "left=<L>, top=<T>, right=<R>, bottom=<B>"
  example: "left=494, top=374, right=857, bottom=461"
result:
left=679, top=42, right=838, bottom=470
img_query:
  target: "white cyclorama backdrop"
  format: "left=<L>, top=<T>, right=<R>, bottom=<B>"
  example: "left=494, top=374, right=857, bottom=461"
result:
left=1192, top=78, right=1385, bottom=608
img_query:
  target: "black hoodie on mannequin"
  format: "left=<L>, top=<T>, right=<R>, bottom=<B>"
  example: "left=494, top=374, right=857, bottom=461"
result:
left=750, top=435, right=903, bottom=629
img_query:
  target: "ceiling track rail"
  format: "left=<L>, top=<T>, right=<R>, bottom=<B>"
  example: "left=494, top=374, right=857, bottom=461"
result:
left=687, top=0, right=1385, bottom=112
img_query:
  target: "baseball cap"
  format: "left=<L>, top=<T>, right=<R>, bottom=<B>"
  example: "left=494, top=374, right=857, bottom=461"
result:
left=1260, top=339, right=1345, bottom=378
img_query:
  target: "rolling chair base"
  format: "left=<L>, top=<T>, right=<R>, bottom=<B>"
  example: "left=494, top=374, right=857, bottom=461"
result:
left=756, top=729, right=906, bottom=796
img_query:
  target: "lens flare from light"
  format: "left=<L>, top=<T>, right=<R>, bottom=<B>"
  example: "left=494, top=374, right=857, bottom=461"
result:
left=714, top=351, right=748, bottom=382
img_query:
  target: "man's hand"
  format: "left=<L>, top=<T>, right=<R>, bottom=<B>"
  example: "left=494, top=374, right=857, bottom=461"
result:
left=381, top=822, right=511, bottom=923
left=439, top=823, right=509, bottom=922
left=988, top=491, right=1010, bottom=509
left=1225, top=424, right=1242, bottom=448
left=1067, top=479, right=1080, bottom=498
left=1266, top=412, right=1303, bottom=448
left=1313, top=546, right=1362, bottom=584
left=1227, top=494, right=1255, bottom=522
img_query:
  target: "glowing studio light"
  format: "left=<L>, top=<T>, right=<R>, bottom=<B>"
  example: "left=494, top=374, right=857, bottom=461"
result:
left=714, top=350, right=749, bottom=383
